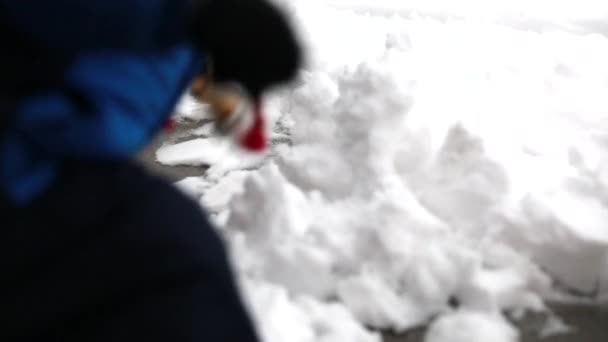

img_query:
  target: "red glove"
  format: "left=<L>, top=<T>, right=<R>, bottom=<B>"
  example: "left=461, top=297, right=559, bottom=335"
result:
left=239, top=100, right=267, bottom=152
left=164, top=118, right=178, bottom=132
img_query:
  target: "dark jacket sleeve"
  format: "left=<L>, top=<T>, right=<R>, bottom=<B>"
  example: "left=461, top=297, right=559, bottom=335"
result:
left=0, top=0, right=195, bottom=53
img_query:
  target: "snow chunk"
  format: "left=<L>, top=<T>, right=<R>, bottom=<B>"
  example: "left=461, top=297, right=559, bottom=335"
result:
left=425, top=311, right=519, bottom=342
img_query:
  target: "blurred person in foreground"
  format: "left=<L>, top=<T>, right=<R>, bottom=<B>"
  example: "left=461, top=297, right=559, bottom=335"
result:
left=0, top=0, right=301, bottom=341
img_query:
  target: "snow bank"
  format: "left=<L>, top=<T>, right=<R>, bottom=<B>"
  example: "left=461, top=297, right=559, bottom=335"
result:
left=162, top=0, right=608, bottom=340
left=242, top=279, right=382, bottom=342
left=156, top=137, right=266, bottom=180
left=424, top=310, right=518, bottom=342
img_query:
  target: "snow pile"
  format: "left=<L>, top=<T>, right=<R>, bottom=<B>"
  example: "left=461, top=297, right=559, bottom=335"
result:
left=157, top=137, right=266, bottom=179
left=162, top=0, right=608, bottom=340
left=243, top=280, right=380, bottom=342
left=424, top=310, right=518, bottom=342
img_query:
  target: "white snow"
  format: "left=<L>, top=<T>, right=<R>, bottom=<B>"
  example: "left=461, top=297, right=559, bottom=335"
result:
left=242, top=280, right=382, bottom=342
left=424, top=310, right=518, bottom=342
left=157, top=138, right=228, bottom=166
left=173, top=93, right=212, bottom=122
left=539, top=314, right=574, bottom=338
left=161, top=0, right=608, bottom=340
left=156, top=137, right=266, bottom=179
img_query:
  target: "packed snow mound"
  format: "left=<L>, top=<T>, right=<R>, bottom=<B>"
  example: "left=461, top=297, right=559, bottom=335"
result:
left=242, top=279, right=382, bottom=342
left=163, top=0, right=608, bottom=340
left=424, top=310, right=518, bottom=342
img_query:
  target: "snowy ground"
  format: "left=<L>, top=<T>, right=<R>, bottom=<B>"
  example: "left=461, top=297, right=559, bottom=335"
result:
left=153, top=0, right=608, bottom=341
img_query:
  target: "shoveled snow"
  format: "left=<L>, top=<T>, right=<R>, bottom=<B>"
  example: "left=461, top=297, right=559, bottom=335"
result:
left=424, top=310, right=518, bottom=342
left=156, top=137, right=266, bottom=180
left=162, top=0, right=608, bottom=340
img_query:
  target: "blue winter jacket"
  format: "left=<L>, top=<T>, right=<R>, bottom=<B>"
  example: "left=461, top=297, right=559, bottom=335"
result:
left=0, top=1, right=204, bottom=205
